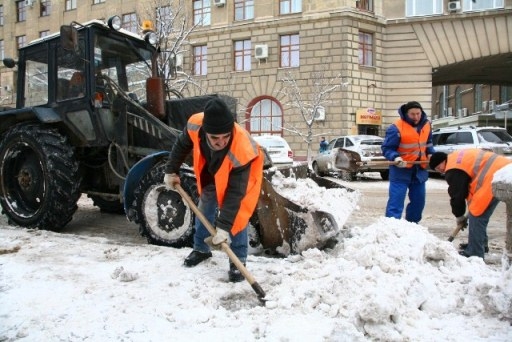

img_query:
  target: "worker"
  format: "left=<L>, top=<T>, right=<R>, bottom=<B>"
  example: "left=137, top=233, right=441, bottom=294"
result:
left=429, top=149, right=511, bottom=258
left=381, top=101, right=435, bottom=223
left=164, top=97, right=264, bottom=282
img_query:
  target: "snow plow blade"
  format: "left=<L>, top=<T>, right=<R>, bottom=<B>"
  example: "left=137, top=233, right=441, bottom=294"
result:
left=254, top=163, right=348, bottom=254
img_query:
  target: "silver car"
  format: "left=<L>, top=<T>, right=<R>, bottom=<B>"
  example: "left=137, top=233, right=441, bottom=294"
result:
left=312, top=135, right=389, bottom=181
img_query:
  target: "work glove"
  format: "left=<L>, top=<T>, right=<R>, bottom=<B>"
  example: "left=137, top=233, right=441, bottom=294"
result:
left=164, top=173, right=180, bottom=190
left=455, top=215, right=468, bottom=230
left=204, top=228, right=231, bottom=250
left=394, top=157, right=407, bottom=168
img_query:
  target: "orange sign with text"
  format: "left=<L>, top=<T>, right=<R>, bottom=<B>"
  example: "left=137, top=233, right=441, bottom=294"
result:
left=356, top=108, right=381, bottom=125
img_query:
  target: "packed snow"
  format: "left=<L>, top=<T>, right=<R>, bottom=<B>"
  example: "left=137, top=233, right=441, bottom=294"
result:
left=1, top=172, right=511, bottom=341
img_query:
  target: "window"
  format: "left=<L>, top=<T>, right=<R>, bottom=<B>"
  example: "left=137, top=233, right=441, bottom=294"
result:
left=406, top=0, right=442, bottom=17
left=122, top=13, right=138, bottom=33
left=65, top=0, right=77, bottom=11
left=17, top=1, right=27, bottom=22
left=25, top=49, right=50, bottom=107
left=0, top=5, right=4, bottom=26
left=356, top=0, right=374, bottom=12
left=193, top=0, right=211, bottom=26
left=455, top=86, right=462, bottom=113
left=247, top=97, right=284, bottom=135
left=280, top=34, right=299, bottom=68
left=193, top=45, right=207, bottom=76
left=463, top=0, right=504, bottom=11
left=235, top=0, right=254, bottom=21
left=40, top=30, right=50, bottom=38
left=500, top=86, right=512, bottom=103
left=93, top=0, right=106, bottom=4
left=234, top=40, right=251, bottom=72
left=438, top=92, right=444, bottom=118
left=16, top=36, right=27, bottom=50
left=358, top=32, right=373, bottom=66
left=280, top=0, right=301, bottom=15
left=474, top=84, right=483, bottom=112
left=40, top=1, right=51, bottom=16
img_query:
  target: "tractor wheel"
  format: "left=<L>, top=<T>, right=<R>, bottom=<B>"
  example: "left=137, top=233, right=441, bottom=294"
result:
left=88, top=194, right=125, bottom=214
left=0, top=123, right=81, bottom=230
left=133, top=163, right=197, bottom=248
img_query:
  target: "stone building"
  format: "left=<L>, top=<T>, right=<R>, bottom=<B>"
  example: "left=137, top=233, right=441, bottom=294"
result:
left=1, top=0, right=511, bottom=159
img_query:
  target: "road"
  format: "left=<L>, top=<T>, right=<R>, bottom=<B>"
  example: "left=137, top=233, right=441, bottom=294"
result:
left=0, top=173, right=507, bottom=259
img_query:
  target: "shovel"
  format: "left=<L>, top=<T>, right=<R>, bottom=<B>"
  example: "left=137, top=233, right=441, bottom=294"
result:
left=335, top=148, right=428, bottom=171
left=174, top=184, right=267, bottom=303
left=447, top=223, right=465, bottom=242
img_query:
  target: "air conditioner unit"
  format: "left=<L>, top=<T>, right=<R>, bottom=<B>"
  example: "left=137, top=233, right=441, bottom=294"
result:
left=457, top=109, right=463, bottom=117
left=447, top=107, right=453, bottom=116
left=214, top=0, right=226, bottom=7
left=314, top=106, right=325, bottom=121
left=448, top=1, right=461, bottom=12
left=462, top=108, right=468, bottom=117
left=482, top=101, right=488, bottom=112
left=254, top=44, right=268, bottom=59
left=489, top=100, right=496, bottom=112
left=24, top=0, right=35, bottom=7
left=175, top=53, right=183, bottom=67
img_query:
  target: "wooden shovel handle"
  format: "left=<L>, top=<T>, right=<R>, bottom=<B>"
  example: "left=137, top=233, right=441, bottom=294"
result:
left=174, top=184, right=266, bottom=300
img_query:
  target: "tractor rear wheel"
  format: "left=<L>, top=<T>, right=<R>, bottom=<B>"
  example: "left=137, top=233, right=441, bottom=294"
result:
left=133, top=163, right=197, bottom=248
left=0, top=123, right=81, bottom=230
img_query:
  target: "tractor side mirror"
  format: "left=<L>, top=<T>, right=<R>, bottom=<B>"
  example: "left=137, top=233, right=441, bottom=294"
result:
left=2, top=58, right=17, bottom=68
left=60, top=25, right=79, bottom=51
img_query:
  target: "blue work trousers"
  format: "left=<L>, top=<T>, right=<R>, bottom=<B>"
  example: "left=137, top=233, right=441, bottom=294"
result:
left=463, top=198, right=500, bottom=258
left=385, top=181, right=426, bottom=223
left=193, top=184, right=248, bottom=263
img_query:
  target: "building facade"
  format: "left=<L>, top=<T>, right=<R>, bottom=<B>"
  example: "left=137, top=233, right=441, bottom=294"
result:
left=1, top=0, right=511, bottom=159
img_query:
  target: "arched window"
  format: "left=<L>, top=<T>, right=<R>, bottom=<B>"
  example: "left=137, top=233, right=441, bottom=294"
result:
left=245, top=96, right=284, bottom=135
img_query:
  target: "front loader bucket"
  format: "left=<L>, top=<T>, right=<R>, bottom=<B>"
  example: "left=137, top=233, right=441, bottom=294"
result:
left=254, top=164, right=348, bottom=254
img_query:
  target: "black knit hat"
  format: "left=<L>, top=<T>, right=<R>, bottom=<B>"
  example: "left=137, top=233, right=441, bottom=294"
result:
left=403, top=101, right=423, bottom=112
left=429, top=152, right=448, bottom=170
left=202, top=98, right=235, bottom=134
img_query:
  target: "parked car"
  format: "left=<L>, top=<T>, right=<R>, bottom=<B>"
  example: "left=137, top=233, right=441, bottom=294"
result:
left=430, top=125, right=512, bottom=175
left=312, top=135, right=389, bottom=181
left=432, top=126, right=512, bottom=156
left=253, top=135, right=294, bottom=165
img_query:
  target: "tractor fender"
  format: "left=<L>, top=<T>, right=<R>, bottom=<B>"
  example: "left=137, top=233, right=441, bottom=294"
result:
left=0, top=107, right=62, bottom=133
left=123, top=151, right=168, bottom=215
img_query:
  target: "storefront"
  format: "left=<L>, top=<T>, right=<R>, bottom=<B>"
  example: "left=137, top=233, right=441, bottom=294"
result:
left=355, top=107, right=382, bottom=136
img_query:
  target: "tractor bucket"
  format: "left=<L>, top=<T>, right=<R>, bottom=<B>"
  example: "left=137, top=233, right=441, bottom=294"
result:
left=254, top=163, right=349, bottom=254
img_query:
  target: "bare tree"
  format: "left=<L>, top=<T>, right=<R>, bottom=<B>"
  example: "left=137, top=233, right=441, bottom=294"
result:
left=279, top=70, right=349, bottom=163
left=137, top=0, right=203, bottom=98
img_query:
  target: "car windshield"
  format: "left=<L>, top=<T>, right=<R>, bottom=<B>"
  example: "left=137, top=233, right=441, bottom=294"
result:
left=478, top=130, right=512, bottom=143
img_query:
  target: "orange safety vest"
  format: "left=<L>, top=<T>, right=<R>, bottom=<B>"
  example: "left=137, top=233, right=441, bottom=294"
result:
left=445, top=148, right=512, bottom=216
left=394, top=119, right=431, bottom=169
left=187, top=113, right=264, bottom=235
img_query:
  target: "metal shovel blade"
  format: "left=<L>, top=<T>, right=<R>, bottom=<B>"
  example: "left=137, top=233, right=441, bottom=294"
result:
left=334, top=148, right=363, bottom=172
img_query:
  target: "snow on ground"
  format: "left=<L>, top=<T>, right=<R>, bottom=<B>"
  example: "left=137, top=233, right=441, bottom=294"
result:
left=1, top=172, right=512, bottom=341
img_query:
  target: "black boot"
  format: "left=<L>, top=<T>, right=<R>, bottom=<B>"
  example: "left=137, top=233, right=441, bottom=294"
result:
left=459, top=243, right=489, bottom=253
left=184, top=250, right=212, bottom=267
left=228, top=262, right=245, bottom=283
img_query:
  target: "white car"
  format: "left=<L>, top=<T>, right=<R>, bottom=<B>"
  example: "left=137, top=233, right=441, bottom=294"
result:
left=253, top=135, right=294, bottom=165
left=312, top=135, right=389, bottom=181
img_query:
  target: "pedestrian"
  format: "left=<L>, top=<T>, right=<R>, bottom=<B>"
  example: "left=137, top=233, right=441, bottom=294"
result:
left=319, top=136, right=328, bottom=153
left=429, top=149, right=511, bottom=258
left=164, top=97, right=264, bottom=282
left=381, top=101, right=435, bottom=223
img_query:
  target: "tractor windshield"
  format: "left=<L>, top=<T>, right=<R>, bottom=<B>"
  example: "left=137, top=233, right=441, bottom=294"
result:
left=93, top=33, right=153, bottom=103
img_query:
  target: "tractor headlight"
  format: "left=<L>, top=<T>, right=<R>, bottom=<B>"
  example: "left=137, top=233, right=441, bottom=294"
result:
left=107, top=16, right=122, bottom=31
left=144, top=31, right=158, bottom=45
